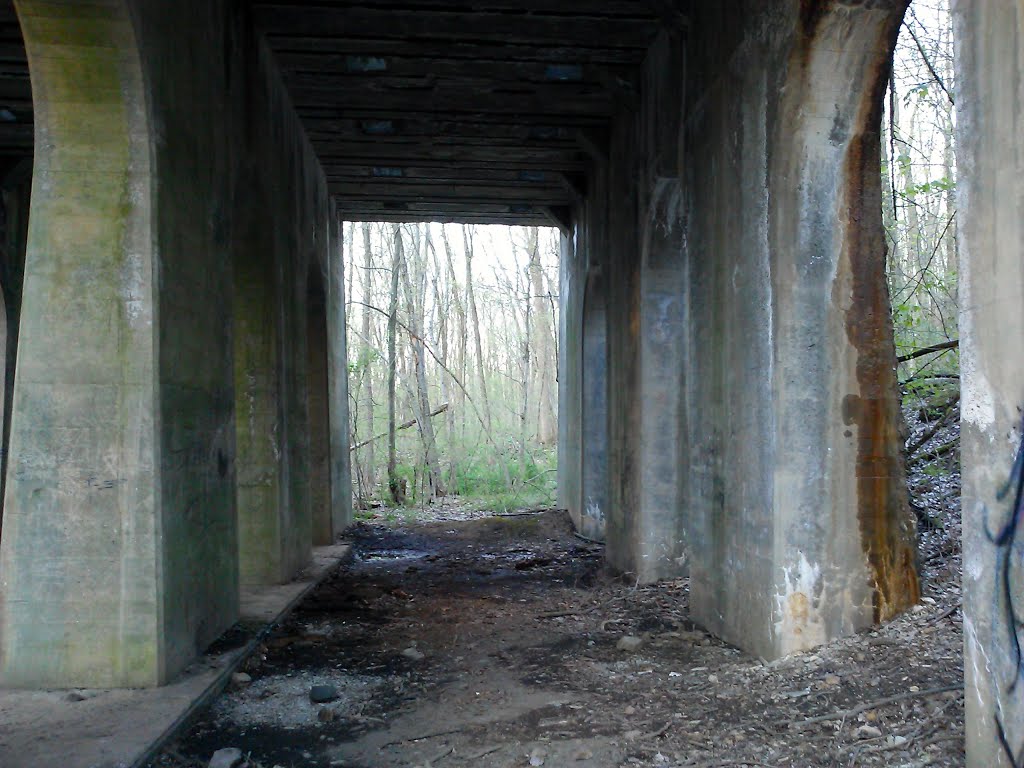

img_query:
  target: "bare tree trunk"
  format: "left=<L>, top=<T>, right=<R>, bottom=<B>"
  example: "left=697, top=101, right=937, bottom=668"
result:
left=360, top=222, right=376, bottom=495
left=441, top=225, right=468, bottom=469
left=529, top=228, right=557, bottom=445
left=463, top=225, right=492, bottom=435
left=387, top=224, right=404, bottom=505
left=401, top=224, right=445, bottom=498
left=520, top=230, right=534, bottom=480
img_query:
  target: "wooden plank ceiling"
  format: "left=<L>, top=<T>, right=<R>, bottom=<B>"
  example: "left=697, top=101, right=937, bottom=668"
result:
left=252, top=0, right=673, bottom=226
left=0, top=1, right=31, bottom=161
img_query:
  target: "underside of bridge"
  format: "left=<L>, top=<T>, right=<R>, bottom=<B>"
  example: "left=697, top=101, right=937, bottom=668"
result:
left=0, top=1, right=1017, bottom=765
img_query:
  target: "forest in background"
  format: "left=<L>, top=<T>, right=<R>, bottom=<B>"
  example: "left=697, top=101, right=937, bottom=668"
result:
left=885, top=0, right=959, bottom=476
left=343, top=222, right=560, bottom=514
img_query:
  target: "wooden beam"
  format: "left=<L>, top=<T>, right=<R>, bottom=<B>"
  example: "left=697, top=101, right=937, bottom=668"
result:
left=267, top=37, right=647, bottom=66
left=330, top=182, right=571, bottom=205
left=254, top=5, right=661, bottom=50
left=313, top=144, right=587, bottom=171
left=276, top=52, right=635, bottom=89
left=304, top=117, right=578, bottom=143
left=285, top=82, right=615, bottom=118
left=258, top=0, right=658, bottom=19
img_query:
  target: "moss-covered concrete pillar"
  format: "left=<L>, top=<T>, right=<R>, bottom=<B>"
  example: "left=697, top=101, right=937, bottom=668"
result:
left=954, top=3, right=1024, bottom=764
left=0, top=0, right=239, bottom=688
left=308, top=265, right=332, bottom=546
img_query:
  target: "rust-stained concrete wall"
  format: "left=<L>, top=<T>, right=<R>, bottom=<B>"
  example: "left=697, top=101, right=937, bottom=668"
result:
left=683, top=0, right=918, bottom=659
left=570, top=1, right=918, bottom=660
left=955, top=2, right=1024, bottom=765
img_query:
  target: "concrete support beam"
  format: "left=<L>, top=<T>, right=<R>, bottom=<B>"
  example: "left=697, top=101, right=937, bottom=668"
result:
left=681, top=1, right=917, bottom=659
left=580, top=267, right=608, bottom=542
left=308, top=272, right=332, bottom=546
left=603, top=34, right=689, bottom=582
left=557, top=229, right=584, bottom=532
left=954, top=3, right=1024, bottom=764
left=0, top=0, right=342, bottom=687
left=0, top=0, right=240, bottom=687
left=326, top=204, right=353, bottom=538
left=233, top=35, right=336, bottom=585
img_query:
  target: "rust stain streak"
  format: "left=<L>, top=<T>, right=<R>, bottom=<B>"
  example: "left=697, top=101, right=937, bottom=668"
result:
left=840, top=0, right=919, bottom=622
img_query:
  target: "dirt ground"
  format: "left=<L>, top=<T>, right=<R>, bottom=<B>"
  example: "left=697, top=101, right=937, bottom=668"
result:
left=150, top=486, right=963, bottom=768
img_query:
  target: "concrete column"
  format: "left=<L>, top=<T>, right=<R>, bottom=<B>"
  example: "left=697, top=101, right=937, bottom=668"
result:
left=580, top=268, right=608, bottom=542
left=558, top=228, right=584, bottom=530
left=308, top=271, right=332, bottom=546
left=954, top=3, right=1024, bottom=764
left=326, top=207, right=352, bottom=537
left=233, top=33, right=337, bottom=585
left=0, top=0, right=240, bottom=687
left=683, top=1, right=916, bottom=659
left=234, top=227, right=291, bottom=584
left=630, top=179, right=687, bottom=581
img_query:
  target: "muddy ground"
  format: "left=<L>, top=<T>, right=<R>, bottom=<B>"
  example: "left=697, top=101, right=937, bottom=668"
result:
left=151, top=486, right=963, bottom=768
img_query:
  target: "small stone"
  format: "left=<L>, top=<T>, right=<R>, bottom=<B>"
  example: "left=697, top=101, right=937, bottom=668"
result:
left=318, top=707, right=337, bottom=723
left=529, top=746, right=547, bottom=766
left=310, top=684, right=338, bottom=703
left=208, top=747, right=244, bottom=768
left=855, top=725, right=882, bottom=740
left=574, top=749, right=593, bottom=761
left=624, top=729, right=642, bottom=740
left=402, top=646, right=426, bottom=661
left=824, top=674, right=841, bottom=687
left=65, top=692, right=87, bottom=702
left=707, top=674, right=719, bottom=685
left=887, top=734, right=908, bottom=747
left=623, top=705, right=636, bottom=715
left=616, top=635, right=644, bottom=652
left=231, top=672, right=252, bottom=686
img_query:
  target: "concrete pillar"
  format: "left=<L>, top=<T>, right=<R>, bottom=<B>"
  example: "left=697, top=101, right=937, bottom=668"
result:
left=558, top=228, right=584, bottom=531
left=308, top=267, right=332, bottom=546
left=233, top=34, right=338, bottom=585
left=682, top=1, right=916, bottom=659
left=629, top=179, right=688, bottom=581
left=954, top=3, right=1024, bottom=764
left=580, top=268, right=608, bottom=542
left=327, top=206, right=353, bottom=537
left=234, top=221, right=294, bottom=584
left=0, top=0, right=239, bottom=687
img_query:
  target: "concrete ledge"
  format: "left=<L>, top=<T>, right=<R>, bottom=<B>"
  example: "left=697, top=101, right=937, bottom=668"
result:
left=0, top=544, right=351, bottom=768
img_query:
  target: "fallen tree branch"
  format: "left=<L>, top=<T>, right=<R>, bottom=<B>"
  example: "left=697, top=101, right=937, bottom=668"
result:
left=910, top=437, right=958, bottom=464
left=905, top=392, right=959, bottom=456
left=897, top=339, right=959, bottom=363
left=351, top=403, right=448, bottom=451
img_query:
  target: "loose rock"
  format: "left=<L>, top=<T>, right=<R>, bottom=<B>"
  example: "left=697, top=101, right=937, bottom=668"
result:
left=208, top=747, right=244, bottom=768
left=402, top=646, right=426, bottom=661
left=616, top=635, right=644, bottom=652
left=310, top=684, right=339, bottom=703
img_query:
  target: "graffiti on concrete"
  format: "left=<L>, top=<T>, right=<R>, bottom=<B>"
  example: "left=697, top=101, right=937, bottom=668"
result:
left=987, top=415, right=1024, bottom=766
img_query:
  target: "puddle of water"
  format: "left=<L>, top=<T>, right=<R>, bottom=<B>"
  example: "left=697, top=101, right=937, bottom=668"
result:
left=360, top=549, right=428, bottom=561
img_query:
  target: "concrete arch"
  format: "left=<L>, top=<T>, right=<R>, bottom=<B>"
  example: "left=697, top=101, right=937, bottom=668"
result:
left=0, top=0, right=168, bottom=687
